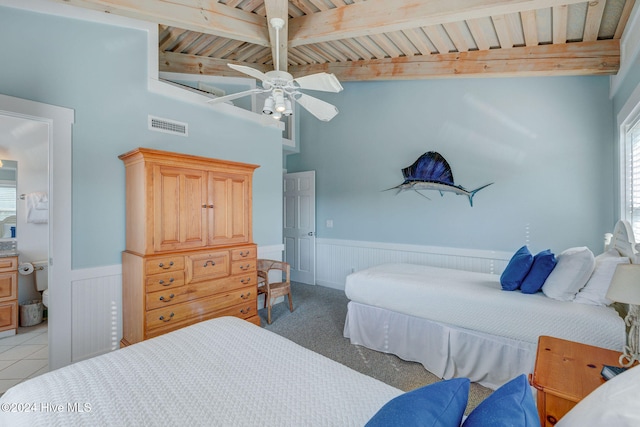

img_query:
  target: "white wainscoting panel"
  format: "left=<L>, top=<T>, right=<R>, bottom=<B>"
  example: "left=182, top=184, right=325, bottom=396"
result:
left=70, top=264, right=122, bottom=363
left=316, top=238, right=512, bottom=290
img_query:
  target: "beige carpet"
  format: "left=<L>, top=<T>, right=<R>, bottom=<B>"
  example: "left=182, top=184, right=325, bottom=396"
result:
left=261, top=282, right=492, bottom=414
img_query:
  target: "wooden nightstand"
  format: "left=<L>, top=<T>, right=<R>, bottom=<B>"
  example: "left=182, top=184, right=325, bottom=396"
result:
left=530, top=335, right=622, bottom=426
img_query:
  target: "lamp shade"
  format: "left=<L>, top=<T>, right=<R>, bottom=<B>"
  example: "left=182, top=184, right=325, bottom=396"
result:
left=606, top=264, right=640, bottom=305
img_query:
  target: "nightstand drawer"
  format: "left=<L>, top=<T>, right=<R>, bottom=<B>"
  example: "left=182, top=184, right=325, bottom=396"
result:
left=538, top=394, right=578, bottom=426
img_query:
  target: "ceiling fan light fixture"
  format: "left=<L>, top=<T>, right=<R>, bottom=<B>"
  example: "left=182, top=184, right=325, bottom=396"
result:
left=272, top=111, right=282, bottom=120
left=273, top=89, right=286, bottom=113
left=262, top=96, right=274, bottom=115
left=284, top=99, right=292, bottom=116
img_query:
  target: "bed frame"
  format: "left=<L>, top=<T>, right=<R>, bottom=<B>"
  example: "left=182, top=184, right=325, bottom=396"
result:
left=344, top=220, right=635, bottom=390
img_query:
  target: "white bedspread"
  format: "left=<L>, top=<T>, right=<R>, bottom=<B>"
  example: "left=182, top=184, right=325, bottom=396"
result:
left=0, top=317, right=401, bottom=427
left=345, top=263, right=625, bottom=350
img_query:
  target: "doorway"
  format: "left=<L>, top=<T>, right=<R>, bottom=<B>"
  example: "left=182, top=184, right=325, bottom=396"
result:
left=0, top=113, right=49, bottom=392
left=0, top=93, right=74, bottom=372
left=283, top=171, right=316, bottom=285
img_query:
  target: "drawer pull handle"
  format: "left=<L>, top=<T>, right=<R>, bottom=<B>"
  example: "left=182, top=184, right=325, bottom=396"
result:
left=203, top=260, right=216, bottom=267
left=240, top=292, right=251, bottom=300
left=159, top=312, right=174, bottom=322
left=159, top=261, right=174, bottom=269
left=240, top=251, right=249, bottom=257
left=158, top=278, right=175, bottom=286
left=159, top=294, right=175, bottom=302
left=241, top=278, right=251, bottom=284
left=240, top=307, right=252, bottom=314
left=547, top=415, right=557, bottom=425
left=240, top=264, right=250, bottom=270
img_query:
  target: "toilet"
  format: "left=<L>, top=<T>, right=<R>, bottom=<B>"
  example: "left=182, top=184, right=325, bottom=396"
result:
left=33, top=260, right=49, bottom=308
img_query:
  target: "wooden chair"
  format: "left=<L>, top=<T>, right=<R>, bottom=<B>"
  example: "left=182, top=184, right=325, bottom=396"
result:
left=257, top=259, right=293, bottom=324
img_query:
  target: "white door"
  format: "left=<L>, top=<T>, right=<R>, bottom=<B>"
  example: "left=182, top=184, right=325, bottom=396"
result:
left=283, top=171, right=316, bottom=284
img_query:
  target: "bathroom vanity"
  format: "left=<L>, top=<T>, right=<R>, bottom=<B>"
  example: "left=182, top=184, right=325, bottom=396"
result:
left=0, top=255, right=18, bottom=337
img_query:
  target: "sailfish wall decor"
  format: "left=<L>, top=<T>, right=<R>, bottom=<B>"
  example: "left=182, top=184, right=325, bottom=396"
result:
left=387, top=151, right=493, bottom=207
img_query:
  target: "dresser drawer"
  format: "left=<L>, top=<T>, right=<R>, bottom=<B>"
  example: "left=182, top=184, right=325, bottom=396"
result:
left=145, top=256, right=184, bottom=275
left=145, top=285, right=256, bottom=330
left=0, top=257, right=17, bottom=272
left=146, top=275, right=257, bottom=311
left=0, top=271, right=17, bottom=302
left=145, top=272, right=185, bottom=293
left=145, top=286, right=187, bottom=310
left=0, top=301, right=17, bottom=330
left=144, top=299, right=258, bottom=340
left=187, top=251, right=230, bottom=283
left=231, top=246, right=256, bottom=261
left=231, top=259, right=256, bottom=275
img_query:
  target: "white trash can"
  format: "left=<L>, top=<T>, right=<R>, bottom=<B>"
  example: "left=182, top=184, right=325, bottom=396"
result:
left=19, top=300, right=44, bottom=327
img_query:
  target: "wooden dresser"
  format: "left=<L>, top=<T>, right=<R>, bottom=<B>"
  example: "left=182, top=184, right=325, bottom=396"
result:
left=119, top=148, right=259, bottom=346
left=0, top=256, right=18, bottom=336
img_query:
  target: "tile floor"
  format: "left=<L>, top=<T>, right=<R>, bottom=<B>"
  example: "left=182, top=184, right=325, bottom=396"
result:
left=0, top=321, right=48, bottom=395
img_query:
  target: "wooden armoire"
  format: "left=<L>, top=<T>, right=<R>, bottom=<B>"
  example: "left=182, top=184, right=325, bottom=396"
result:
left=119, top=148, right=259, bottom=346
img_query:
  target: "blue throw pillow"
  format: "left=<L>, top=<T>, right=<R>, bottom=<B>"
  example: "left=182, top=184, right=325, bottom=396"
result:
left=366, top=378, right=470, bottom=427
left=521, top=250, right=557, bottom=294
left=500, top=246, right=533, bottom=291
left=462, top=374, right=539, bottom=427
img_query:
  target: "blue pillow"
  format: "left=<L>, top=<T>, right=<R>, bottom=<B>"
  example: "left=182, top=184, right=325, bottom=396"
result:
left=463, top=374, right=539, bottom=427
left=366, top=378, right=469, bottom=427
left=500, top=246, right=533, bottom=291
left=521, top=250, right=557, bottom=294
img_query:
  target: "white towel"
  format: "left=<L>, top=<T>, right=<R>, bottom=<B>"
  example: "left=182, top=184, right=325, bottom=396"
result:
left=26, top=192, right=48, bottom=224
left=35, top=193, right=48, bottom=210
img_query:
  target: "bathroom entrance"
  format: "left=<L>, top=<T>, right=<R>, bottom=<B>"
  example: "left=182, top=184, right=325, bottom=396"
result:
left=0, top=112, right=50, bottom=393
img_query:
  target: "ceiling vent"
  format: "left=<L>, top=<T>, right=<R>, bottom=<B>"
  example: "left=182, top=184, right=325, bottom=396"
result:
left=198, top=82, right=226, bottom=98
left=148, top=115, right=188, bottom=137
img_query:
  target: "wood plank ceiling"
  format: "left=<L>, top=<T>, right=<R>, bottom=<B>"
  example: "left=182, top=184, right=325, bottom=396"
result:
left=56, top=0, right=636, bottom=80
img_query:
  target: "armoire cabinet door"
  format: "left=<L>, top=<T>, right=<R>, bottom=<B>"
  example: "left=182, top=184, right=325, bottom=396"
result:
left=208, top=172, right=250, bottom=245
left=153, top=165, right=208, bottom=252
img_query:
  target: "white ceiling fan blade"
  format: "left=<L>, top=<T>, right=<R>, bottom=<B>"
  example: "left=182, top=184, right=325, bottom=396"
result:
left=206, top=88, right=266, bottom=104
left=227, top=63, right=269, bottom=82
left=294, top=73, right=343, bottom=93
left=295, top=93, right=339, bottom=122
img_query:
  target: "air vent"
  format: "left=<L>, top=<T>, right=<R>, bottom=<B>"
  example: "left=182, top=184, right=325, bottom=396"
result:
left=148, top=115, right=188, bottom=137
left=198, top=82, right=226, bottom=98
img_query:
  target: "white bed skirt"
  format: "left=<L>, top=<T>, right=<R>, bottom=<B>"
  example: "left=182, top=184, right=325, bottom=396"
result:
left=344, top=301, right=537, bottom=390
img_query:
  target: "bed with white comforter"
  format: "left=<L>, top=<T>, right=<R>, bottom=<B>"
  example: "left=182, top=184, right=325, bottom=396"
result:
left=0, top=316, right=402, bottom=426
left=344, top=221, right=633, bottom=389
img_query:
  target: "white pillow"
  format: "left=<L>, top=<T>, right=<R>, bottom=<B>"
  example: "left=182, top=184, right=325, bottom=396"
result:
left=542, top=247, right=595, bottom=301
left=556, top=365, right=640, bottom=426
left=574, top=250, right=630, bottom=306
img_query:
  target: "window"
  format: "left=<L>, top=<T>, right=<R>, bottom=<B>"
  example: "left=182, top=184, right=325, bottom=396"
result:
left=623, top=112, right=640, bottom=237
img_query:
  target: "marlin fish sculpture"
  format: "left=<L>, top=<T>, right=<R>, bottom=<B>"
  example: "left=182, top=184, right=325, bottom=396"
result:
left=387, top=151, right=493, bottom=207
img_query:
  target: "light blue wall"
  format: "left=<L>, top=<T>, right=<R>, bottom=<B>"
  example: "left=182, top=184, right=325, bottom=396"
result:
left=0, top=6, right=283, bottom=269
left=613, top=54, right=640, bottom=116
left=288, top=76, right=614, bottom=255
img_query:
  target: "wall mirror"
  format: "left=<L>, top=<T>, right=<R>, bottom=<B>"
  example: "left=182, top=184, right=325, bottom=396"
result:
left=0, top=160, right=17, bottom=238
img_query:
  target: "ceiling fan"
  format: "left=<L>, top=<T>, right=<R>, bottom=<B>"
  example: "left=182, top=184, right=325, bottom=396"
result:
left=206, top=18, right=343, bottom=122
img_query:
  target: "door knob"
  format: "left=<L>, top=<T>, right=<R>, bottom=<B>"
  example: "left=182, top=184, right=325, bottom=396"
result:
left=308, top=231, right=315, bottom=236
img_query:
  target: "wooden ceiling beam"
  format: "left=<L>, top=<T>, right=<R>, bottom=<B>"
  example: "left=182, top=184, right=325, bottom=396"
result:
left=287, top=40, right=620, bottom=80
left=288, top=0, right=587, bottom=47
left=159, top=50, right=270, bottom=76
left=583, top=0, right=606, bottom=42
left=50, top=0, right=270, bottom=46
